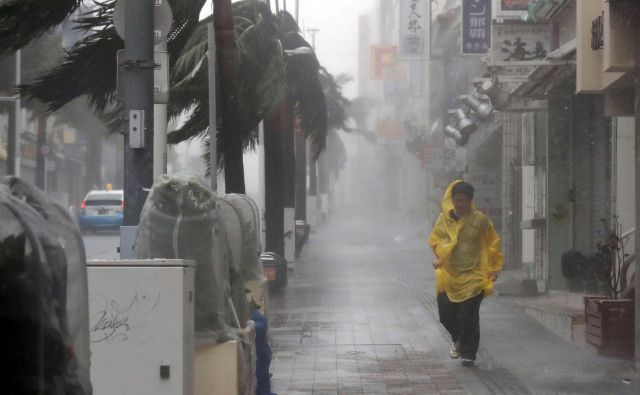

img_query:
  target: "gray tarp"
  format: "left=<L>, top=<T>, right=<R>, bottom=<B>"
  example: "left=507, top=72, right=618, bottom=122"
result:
left=134, top=175, right=256, bottom=393
left=134, top=175, right=231, bottom=336
left=0, top=179, right=91, bottom=394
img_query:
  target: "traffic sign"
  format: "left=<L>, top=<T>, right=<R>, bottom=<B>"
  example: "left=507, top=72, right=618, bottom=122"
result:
left=113, top=0, right=173, bottom=45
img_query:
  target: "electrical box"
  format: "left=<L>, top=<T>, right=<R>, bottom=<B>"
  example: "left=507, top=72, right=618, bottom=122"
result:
left=129, top=109, right=145, bottom=148
left=87, top=259, right=195, bottom=395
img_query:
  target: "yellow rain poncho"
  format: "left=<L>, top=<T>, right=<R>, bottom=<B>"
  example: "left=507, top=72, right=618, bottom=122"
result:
left=428, top=180, right=504, bottom=302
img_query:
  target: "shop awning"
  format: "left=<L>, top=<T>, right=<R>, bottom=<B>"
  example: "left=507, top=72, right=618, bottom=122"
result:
left=525, top=0, right=572, bottom=23
left=512, top=39, right=576, bottom=99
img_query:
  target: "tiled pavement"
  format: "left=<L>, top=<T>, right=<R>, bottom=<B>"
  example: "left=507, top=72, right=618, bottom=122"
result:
left=266, top=213, right=640, bottom=395
left=267, top=214, right=477, bottom=394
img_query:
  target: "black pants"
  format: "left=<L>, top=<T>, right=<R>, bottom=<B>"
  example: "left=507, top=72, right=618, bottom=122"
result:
left=437, top=291, right=483, bottom=360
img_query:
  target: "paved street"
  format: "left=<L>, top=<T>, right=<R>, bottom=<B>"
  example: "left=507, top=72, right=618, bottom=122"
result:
left=267, top=210, right=640, bottom=395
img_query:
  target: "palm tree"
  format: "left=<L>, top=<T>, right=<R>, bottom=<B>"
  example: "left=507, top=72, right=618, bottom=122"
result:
left=214, top=0, right=243, bottom=193
left=261, top=10, right=327, bottom=257
left=1, top=1, right=336, bottom=259
left=295, top=68, right=350, bottom=234
left=0, top=0, right=285, bottom=193
left=173, top=5, right=329, bottom=258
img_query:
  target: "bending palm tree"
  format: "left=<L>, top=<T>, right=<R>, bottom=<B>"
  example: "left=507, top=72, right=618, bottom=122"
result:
left=1, top=1, right=335, bottom=258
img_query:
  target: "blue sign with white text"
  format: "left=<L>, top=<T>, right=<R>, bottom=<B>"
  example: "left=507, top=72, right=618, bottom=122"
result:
left=462, top=0, right=492, bottom=55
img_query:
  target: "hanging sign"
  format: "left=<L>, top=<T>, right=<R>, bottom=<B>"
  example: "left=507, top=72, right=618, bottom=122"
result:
left=491, top=22, right=551, bottom=66
left=496, top=0, right=529, bottom=19
left=462, top=0, right=492, bottom=55
left=399, top=0, right=429, bottom=59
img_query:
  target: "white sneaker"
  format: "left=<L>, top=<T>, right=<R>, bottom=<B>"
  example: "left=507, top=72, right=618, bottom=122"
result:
left=449, top=344, right=460, bottom=359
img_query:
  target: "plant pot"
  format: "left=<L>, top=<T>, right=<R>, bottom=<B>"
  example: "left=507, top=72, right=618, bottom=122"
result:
left=584, top=296, right=635, bottom=359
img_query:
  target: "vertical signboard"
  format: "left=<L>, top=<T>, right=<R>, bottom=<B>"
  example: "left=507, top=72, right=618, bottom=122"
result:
left=399, top=0, right=429, bottom=59
left=462, top=0, right=492, bottom=55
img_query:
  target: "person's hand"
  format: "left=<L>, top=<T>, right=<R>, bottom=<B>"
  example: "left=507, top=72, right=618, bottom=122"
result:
left=488, top=271, right=498, bottom=282
left=433, top=260, right=443, bottom=269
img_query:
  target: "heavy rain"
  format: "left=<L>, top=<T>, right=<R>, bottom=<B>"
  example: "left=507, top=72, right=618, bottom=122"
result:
left=1, top=0, right=640, bottom=394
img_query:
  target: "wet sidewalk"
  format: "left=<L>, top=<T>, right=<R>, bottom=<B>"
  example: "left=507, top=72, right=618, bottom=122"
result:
left=267, top=212, right=640, bottom=394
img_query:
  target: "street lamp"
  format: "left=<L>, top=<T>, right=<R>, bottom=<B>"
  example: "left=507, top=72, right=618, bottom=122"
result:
left=445, top=108, right=477, bottom=147
left=460, top=94, right=493, bottom=120
left=451, top=108, right=477, bottom=136
left=444, top=125, right=469, bottom=146
left=481, top=78, right=511, bottom=110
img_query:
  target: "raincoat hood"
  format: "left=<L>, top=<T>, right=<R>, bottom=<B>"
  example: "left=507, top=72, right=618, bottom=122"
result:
left=440, top=179, right=476, bottom=216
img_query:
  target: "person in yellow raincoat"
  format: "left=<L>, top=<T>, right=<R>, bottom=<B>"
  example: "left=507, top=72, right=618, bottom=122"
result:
left=428, top=180, right=503, bottom=367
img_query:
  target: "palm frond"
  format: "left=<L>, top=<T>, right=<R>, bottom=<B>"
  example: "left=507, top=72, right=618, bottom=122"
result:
left=173, top=0, right=287, bottom=167
left=167, top=103, right=210, bottom=144
left=236, top=18, right=286, bottom=120
left=17, top=0, right=204, bottom=116
left=281, top=35, right=327, bottom=158
left=19, top=28, right=122, bottom=113
left=0, top=0, right=82, bottom=55
left=173, top=23, right=208, bottom=77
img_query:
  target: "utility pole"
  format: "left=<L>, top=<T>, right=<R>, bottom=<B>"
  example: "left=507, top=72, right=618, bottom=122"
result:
left=153, top=40, right=168, bottom=181
left=35, top=115, right=47, bottom=190
left=123, top=0, right=154, bottom=225
left=207, top=5, right=218, bottom=192
left=634, top=11, right=640, bottom=367
left=307, top=28, right=319, bottom=51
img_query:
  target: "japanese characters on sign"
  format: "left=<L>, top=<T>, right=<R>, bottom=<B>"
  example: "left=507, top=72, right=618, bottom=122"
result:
left=591, top=12, right=604, bottom=50
left=491, top=22, right=551, bottom=65
left=399, top=0, right=429, bottom=59
left=462, top=0, right=492, bottom=55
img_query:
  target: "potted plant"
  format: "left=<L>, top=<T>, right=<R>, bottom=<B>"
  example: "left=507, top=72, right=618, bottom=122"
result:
left=584, top=216, right=635, bottom=359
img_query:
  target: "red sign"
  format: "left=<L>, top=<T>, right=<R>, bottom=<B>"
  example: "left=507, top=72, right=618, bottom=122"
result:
left=501, top=0, right=529, bottom=11
left=371, top=46, right=404, bottom=80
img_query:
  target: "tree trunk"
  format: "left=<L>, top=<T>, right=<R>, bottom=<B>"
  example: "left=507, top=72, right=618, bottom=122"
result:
left=283, top=101, right=295, bottom=209
left=309, top=151, right=317, bottom=195
left=264, top=103, right=287, bottom=257
left=294, top=118, right=306, bottom=222
left=214, top=0, right=245, bottom=194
